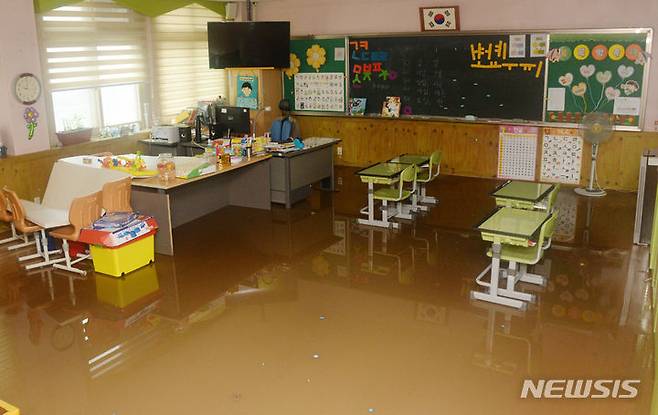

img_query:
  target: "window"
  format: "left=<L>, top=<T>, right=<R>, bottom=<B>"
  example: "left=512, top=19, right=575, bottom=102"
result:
left=51, top=89, right=96, bottom=131
left=100, top=84, right=141, bottom=126
left=151, top=5, right=227, bottom=123
left=37, top=1, right=227, bottom=141
left=38, top=0, right=148, bottom=137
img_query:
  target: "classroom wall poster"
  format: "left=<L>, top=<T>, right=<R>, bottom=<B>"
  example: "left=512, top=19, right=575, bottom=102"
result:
left=530, top=33, right=548, bottom=57
left=497, top=125, right=538, bottom=180
left=294, top=72, right=345, bottom=112
left=509, top=34, right=526, bottom=58
left=540, top=128, right=583, bottom=184
left=236, top=75, right=259, bottom=109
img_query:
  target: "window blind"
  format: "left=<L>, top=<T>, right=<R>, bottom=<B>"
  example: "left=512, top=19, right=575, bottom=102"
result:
left=38, top=0, right=148, bottom=91
left=152, top=4, right=227, bottom=122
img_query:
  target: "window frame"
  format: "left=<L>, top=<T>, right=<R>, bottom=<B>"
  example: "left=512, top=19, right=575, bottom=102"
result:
left=37, top=1, right=228, bottom=146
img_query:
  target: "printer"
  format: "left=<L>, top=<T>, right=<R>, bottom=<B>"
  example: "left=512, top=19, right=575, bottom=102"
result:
left=151, top=125, right=191, bottom=144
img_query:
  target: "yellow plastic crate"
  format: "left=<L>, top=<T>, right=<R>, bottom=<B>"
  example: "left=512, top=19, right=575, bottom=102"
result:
left=0, top=400, right=19, bottom=415
left=95, top=263, right=159, bottom=308
left=91, top=234, right=155, bottom=277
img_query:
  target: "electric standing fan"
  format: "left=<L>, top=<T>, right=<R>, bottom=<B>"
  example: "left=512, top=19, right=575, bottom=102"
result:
left=575, top=112, right=614, bottom=197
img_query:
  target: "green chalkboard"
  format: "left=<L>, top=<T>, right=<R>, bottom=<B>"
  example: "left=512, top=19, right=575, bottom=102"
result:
left=282, top=38, right=348, bottom=113
left=348, top=34, right=547, bottom=120
left=545, top=32, right=650, bottom=128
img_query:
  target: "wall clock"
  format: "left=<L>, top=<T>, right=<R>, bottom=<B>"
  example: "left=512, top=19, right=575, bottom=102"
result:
left=15, top=73, right=41, bottom=105
left=419, top=6, right=460, bottom=31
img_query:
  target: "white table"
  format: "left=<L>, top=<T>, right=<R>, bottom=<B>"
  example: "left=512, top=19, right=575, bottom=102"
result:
left=22, top=201, right=69, bottom=228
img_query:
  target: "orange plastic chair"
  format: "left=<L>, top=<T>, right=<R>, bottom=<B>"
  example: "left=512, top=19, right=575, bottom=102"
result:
left=50, top=191, right=103, bottom=275
left=102, top=177, right=132, bottom=213
left=0, top=190, right=27, bottom=249
left=2, top=187, right=61, bottom=267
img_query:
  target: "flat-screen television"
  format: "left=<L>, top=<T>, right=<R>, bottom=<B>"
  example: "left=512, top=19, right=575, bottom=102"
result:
left=208, top=22, right=290, bottom=69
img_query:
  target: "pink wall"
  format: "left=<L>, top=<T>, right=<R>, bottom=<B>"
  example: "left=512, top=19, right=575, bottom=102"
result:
left=0, top=0, right=50, bottom=155
left=256, top=0, right=658, bottom=131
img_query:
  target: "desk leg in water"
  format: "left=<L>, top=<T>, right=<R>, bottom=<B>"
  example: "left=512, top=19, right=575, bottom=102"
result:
left=358, top=182, right=376, bottom=226
left=471, top=243, right=526, bottom=309
left=358, top=182, right=399, bottom=229
left=132, top=189, right=174, bottom=256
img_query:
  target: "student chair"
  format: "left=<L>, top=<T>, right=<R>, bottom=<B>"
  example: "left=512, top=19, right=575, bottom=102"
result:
left=487, top=211, right=558, bottom=290
left=416, top=150, right=441, bottom=204
left=372, top=164, right=417, bottom=229
left=102, top=177, right=132, bottom=213
left=0, top=190, right=34, bottom=250
left=50, top=191, right=103, bottom=276
left=2, top=187, right=62, bottom=268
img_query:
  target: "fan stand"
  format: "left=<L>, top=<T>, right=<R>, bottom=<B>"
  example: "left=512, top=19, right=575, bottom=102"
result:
left=575, top=143, right=606, bottom=197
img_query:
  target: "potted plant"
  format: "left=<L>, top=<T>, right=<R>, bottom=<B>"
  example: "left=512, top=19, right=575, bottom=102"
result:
left=56, top=114, right=93, bottom=146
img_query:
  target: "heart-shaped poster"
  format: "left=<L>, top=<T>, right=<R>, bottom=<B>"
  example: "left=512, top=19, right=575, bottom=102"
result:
left=620, top=80, right=640, bottom=96
left=595, top=70, right=612, bottom=84
left=579, top=64, right=595, bottom=78
left=617, top=65, right=634, bottom=79
left=605, top=86, right=621, bottom=101
left=572, top=82, right=587, bottom=97
left=558, top=73, right=574, bottom=86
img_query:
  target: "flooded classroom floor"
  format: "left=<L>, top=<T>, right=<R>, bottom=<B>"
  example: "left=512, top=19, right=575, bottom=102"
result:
left=0, top=168, right=654, bottom=415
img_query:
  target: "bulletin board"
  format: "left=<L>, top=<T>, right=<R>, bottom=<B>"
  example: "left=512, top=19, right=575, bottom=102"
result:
left=544, top=30, right=652, bottom=128
left=282, top=37, right=348, bottom=113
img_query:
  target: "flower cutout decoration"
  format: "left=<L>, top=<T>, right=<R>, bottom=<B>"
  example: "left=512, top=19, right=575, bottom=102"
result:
left=306, top=44, right=326, bottom=72
left=284, top=53, right=301, bottom=79
left=23, top=107, right=39, bottom=140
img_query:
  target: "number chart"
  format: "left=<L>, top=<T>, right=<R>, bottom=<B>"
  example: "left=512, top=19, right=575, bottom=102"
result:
left=497, top=125, right=539, bottom=181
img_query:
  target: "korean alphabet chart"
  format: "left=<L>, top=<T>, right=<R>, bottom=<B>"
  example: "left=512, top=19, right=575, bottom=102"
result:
left=540, top=128, right=583, bottom=184
left=294, top=72, right=345, bottom=112
left=497, top=125, right=539, bottom=180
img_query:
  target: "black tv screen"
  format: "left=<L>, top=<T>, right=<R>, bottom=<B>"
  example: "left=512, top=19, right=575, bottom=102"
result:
left=208, top=22, right=290, bottom=69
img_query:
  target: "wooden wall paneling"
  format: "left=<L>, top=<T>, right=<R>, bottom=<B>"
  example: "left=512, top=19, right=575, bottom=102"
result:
left=297, top=115, right=658, bottom=191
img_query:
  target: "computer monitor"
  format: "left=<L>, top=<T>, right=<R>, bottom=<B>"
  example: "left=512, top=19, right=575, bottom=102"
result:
left=215, top=106, right=251, bottom=137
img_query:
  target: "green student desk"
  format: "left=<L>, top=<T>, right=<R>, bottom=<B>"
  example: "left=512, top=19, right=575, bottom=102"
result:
left=491, top=180, right=554, bottom=210
left=473, top=207, right=551, bottom=309
left=389, top=154, right=430, bottom=166
left=356, top=162, right=409, bottom=228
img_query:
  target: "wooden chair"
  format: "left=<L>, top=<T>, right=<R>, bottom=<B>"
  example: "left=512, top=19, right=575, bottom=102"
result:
left=102, top=177, right=132, bottom=213
left=0, top=190, right=34, bottom=250
left=50, top=191, right=103, bottom=276
left=3, top=187, right=63, bottom=268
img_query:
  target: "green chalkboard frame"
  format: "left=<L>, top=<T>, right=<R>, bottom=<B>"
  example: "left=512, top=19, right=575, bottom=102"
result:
left=282, top=37, right=349, bottom=114
left=544, top=29, right=653, bottom=130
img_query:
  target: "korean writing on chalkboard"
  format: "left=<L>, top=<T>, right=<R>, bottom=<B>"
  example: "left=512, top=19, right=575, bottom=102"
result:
left=349, top=40, right=398, bottom=87
left=469, top=40, right=543, bottom=78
